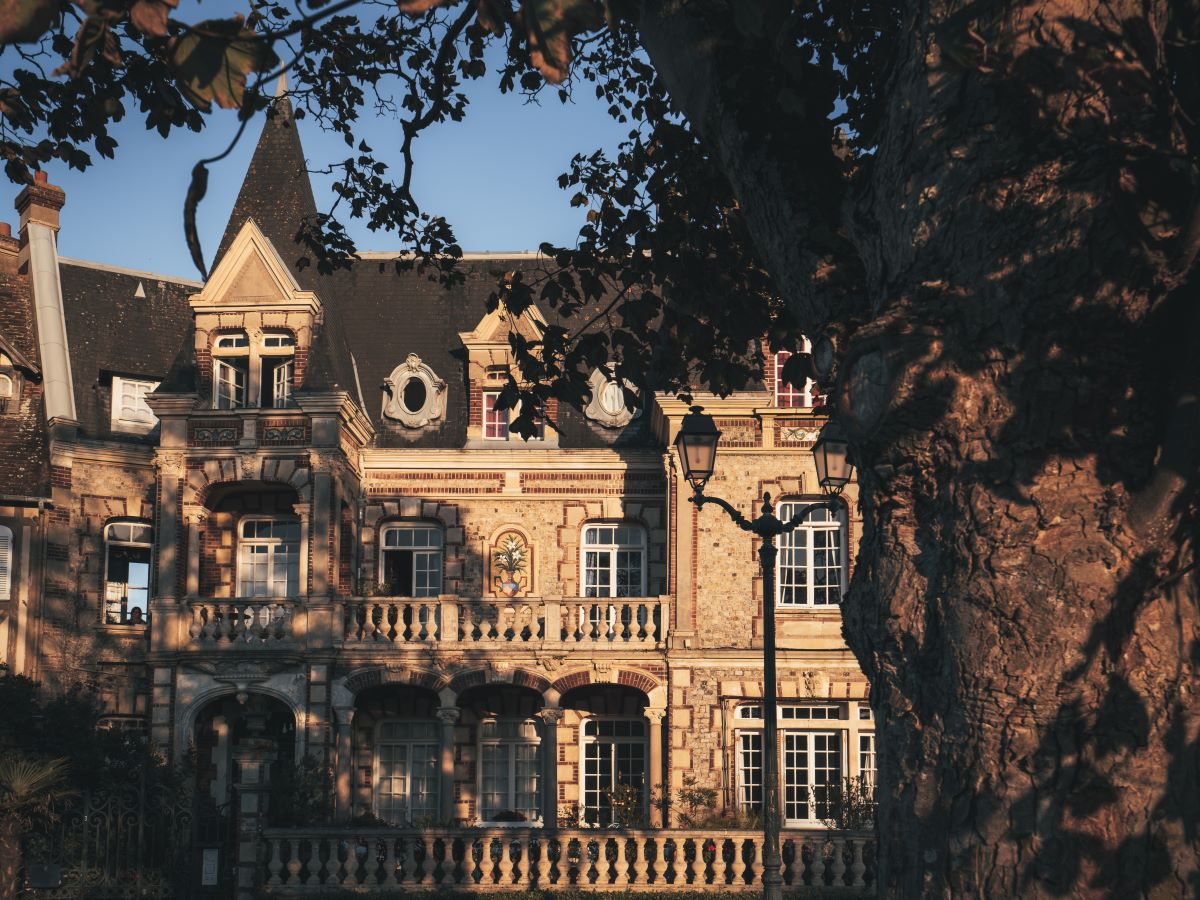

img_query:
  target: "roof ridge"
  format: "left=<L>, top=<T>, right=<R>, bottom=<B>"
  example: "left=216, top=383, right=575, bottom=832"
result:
left=58, top=256, right=203, bottom=287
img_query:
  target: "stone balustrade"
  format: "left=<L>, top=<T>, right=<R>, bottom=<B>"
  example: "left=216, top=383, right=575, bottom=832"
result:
left=339, top=596, right=668, bottom=647
left=188, top=599, right=294, bottom=643
left=259, top=827, right=874, bottom=893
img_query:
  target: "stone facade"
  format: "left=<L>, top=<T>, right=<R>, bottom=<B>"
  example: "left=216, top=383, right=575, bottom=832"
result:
left=0, top=98, right=872, bottom=836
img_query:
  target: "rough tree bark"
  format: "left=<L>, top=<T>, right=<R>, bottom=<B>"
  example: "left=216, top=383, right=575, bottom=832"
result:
left=640, top=1, right=1200, bottom=897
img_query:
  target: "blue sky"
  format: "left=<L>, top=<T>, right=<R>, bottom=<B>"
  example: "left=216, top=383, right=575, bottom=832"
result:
left=2, top=45, right=628, bottom=280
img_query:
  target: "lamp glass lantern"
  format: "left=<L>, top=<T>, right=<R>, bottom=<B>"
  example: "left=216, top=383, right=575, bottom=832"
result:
left=674, top=406, right=721, bottom=492
left=812, top=420, right=854, bottom=492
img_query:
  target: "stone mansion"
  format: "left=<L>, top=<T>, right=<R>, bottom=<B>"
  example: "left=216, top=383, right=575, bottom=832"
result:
left=0, top=94, right=872, bottom=842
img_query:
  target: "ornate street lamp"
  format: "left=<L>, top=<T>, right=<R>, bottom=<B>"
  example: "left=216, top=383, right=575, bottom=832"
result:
left=674, top=406, right=854, bottom=900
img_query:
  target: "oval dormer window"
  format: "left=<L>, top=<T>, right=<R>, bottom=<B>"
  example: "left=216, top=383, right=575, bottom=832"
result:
left=402, top=377, right=427, bottom=414
left=584, top=367, right=641, bottom=429
left=383, top=354, right=447, bottom=428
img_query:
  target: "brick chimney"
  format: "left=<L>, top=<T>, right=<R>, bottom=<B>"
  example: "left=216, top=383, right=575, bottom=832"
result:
left=15, top=172, right=76, bottom=437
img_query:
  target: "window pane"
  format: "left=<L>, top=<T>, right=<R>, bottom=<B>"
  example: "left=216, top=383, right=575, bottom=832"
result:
left=739, top=732, right=763, bottom=811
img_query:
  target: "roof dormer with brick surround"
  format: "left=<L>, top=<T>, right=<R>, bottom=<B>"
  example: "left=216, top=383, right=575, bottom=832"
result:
left=458, top=304, right=559, bottom=448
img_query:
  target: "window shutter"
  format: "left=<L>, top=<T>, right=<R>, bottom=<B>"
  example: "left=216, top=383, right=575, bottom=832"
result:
left=0, top=526, right=12, bottom=601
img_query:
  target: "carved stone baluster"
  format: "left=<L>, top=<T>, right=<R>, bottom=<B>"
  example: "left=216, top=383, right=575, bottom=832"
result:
left=830, top=836, right=847, bottom=885
left=632, top=835, right=649, bottom=885
left=498, top=836, right=515, bottom=884
left=710, top=837, right=728, bottom=885
left=529, top=836, right=545, bottom=888
left=729, top=837, right=747, bottom=885
left=649, top=837, right=668, bottom=884
left=850, top=837, right=866, bottom=887
left=380, top=837, right=399, bottom=886
left=746, top=835, right=762, bottom=886
left=643, top=603, right=656, bottom=643
left=266, top=836, right=284, bottom=885
left=782, top=837, right=797, bottom=887
left=810, top=837, right=826, bottom=887
left=189, top=603, right=202, bottom=640
left=285, top=839, right=302, bottom=885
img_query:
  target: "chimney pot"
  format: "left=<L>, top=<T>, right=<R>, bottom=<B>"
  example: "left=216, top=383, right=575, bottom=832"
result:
left=34, top=171, right=47, bottom=184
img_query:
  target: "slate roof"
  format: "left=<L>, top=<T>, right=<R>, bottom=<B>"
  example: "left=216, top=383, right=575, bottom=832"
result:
left=185, top=94, right=655, bottom=450
left=0, top=246, right=49, bottom=499
left=57, top=259, right=197, bottom=442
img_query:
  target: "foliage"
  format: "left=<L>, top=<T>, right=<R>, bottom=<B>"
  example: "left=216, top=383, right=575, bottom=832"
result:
left=269, top=753, right=334, bottom=827
left=0, top=752, right=70, bottom=829
left=817, top=777, right=876, bottom=831
left=556, top=802, right=583, bottom=828
left=604, top=783, right=642, bottom=828
left=492, top=534, right=527, bottom=576
left=672, top=775, right=717, bottom=828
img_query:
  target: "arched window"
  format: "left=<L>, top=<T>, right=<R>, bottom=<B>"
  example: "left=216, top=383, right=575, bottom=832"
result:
left=581, top=523, right=647, bottom=598
left=776, top=503, right=847, bottom=607
left=374, top=720, right=440, bottom=825
left=212, top=330, right=295, bottom=409
left=236, top=518, right=300, bottom=597
left=0, top=373, right=13, bottom=414
left=378, top=523, right=443, bottom=597
left=0, top=524, right=12, bottom=601
left=213, top=331, right=250, bottom=409
left=478, top=718, right=541, bottom=823
left=104, top=521, right=153, bottom=624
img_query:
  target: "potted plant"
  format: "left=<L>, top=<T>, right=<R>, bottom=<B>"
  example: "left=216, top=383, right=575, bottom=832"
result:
left=492, top=535, right=527, bottom=597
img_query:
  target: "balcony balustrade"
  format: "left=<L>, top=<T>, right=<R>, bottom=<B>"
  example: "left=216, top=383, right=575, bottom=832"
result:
left=260, top=827, right=874, bottom=893
left=339, top=596, right=668, bottom=647
left=172, top=595, right=669, bottom=652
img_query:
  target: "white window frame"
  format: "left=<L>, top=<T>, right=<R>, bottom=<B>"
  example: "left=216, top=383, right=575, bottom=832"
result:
left=212, top=330, right=296, bottom=409
left=776, top=502, right=847, bottom=607
left=581, top=522, right=647, bottom=598
left=773, top=340, right=823, bottom=408
left=0, top=372, right=13, bottom=414
left=236, top=517, right=301, bottom=598
left=858, top=733, right=877, bottom=789
left=374, top=720, right=440, bottom=825
left=378, top=523, right=443, bottom=597
left=482, top=391, right=509, bottom=440
left=580, top=717, right=648, bottom=826
left=0, top=524, right=12, bottom=601
left=478, top=718, right=542, bottom=824
left=110, top=376, right=161, bottom=432
left=103, top=521, right=153, bottom=625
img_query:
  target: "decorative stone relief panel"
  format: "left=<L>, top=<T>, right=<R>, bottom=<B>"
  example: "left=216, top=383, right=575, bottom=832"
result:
left=583, top=368, right=641, bottom=429
left=383, top=353, right=447, bottom=427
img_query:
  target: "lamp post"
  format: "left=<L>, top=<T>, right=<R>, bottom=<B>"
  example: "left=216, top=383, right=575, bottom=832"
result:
left=674, top=406, right=854, bottom=900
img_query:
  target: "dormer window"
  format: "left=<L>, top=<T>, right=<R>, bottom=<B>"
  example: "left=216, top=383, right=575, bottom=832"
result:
left=211, top=330, right=295, bottom=410
left=110, top=376, right=160, bottom=432
left=0, top=372, right=13, bottom=414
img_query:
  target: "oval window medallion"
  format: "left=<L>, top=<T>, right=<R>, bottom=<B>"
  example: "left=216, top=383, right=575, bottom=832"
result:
left=584, top=368, right=641, bottom=428
left=383, top=354, right=447, bottom=427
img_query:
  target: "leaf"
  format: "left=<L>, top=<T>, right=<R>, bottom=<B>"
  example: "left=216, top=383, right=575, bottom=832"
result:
left=128, top=0, right=176, bottom=38
left=521, top=0, right=602, bottom=83
left=475, top=0, right=510, bottom=35
left=184, top=161, right=208, bottom=279
left=0, top=0, right=56, bottom=44
left=55, top=16, right=122, bottom=79
left=167, top=16, right=279, bottom=112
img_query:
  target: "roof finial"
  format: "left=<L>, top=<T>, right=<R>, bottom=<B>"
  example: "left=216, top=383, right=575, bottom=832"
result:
left=274, top=71, right=288, bottom=98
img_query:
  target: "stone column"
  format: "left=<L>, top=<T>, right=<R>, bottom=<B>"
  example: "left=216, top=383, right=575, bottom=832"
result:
left=334, top=706, right=356, bottom=820
left=537, top=707, right=564, bottom=826
left=293, top=502, right=311, bottom=598
left=645, top=708, right=666, bottom=827
left=185, top=514, right=202, bottom=598
left=309, top=461, right=332, bottom=597
left=436, top=706, right=461, bottom=823
left=231, top=732, right=278, bottom=900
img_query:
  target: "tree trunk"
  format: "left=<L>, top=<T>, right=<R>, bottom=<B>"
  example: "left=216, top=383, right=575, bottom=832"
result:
left=0, top=819, right=21, bottom=900
left=640, top=1, right=1200, bottom=896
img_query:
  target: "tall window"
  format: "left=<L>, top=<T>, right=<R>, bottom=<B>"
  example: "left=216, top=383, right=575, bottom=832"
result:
left=736, top=703, right=864, bottom=825
left=858, top=733, right=877, bottom=788
left=483, top=392, right=509, bottom=440
left=261, top=332, right=295, bottom=409
left=777, top=503, right=846, bottom=607
left=783, top=732, right=842, bottom=823
left=582, top=719, right=647, bottom=826
left=379, top=524, right=443, bottom=597
left=212, top=331, right=295, bottom=409
left=0, top=525, right=12, bottom=601
left=581, top=523, right=646, bottom=598
left=0, top=373, right=13, bottom=414
left=104, top=521, right=152, bottom=624
left=110, top=377, right=160, bottom=432
left=773, top=343, right=823, bottom=408
left=214, top=333, right=250, bottom=410
left=237, top=518, right=300, bottom=597
left=375, top=721, right=440, bottom=825
left=479, top=718, right=541, bottom=822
